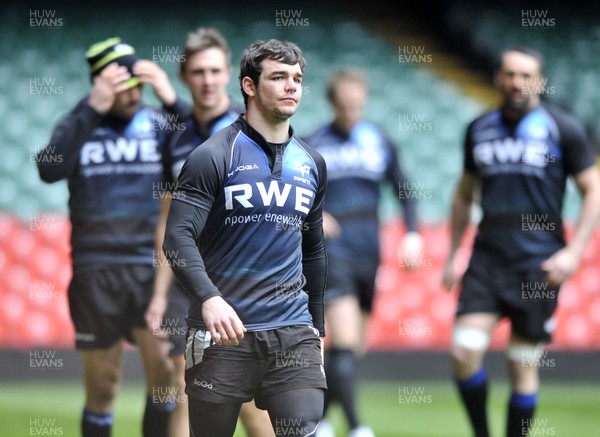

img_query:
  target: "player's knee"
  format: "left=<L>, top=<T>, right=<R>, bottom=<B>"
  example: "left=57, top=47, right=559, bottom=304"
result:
left=506, top=341, right=544, bottom=365
left=144, top=351, right=176, bottom=384
left=86, top=360, right=121, bottom=391
left=451, top=326, right=490, bottom=370
left=87, top=377, right=120, bottom=407
left=452, top=325, right=490, bottom=352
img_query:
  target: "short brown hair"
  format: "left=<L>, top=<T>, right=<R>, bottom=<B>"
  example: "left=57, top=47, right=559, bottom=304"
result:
left=239, top=39, right=306, bottom=108
left=326, top=69, right=368, bottom=103
left=181, top=27, right=231, bottom=73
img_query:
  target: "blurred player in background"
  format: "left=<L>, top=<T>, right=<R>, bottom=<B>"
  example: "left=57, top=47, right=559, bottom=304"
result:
left=144, top=27, right=274, bottom=437
left=305, top=69, right=423, bottom=437
left=162, top=38, right=328, bottom=437
left=442, top=46, right=600, bottom=437
left=36, top=37, right=190, bottom=437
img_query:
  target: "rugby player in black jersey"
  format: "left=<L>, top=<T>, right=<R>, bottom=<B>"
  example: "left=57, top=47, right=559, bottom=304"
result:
left=442, top=46, right=600, bottom=437
left=163, top=39, right=328, bottom=437
left=305, top=69, right=422, bottom=437
left=144, top=27, right=273, bottom=437
left=37, top=38, right=190, bottom=437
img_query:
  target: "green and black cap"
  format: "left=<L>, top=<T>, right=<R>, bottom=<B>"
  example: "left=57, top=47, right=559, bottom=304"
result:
left=86, top=37, right=140, bottom=88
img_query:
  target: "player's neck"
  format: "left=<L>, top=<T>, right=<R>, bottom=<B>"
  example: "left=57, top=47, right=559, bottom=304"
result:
left=502, top=102, right=539, bottom=120
left=244, top=107, right=291, bottom=143
left=192, top=96, right=230, bottom=129
left=502, top=99, right=540, bottom=121
left=332, top=119, right=353, bottom=137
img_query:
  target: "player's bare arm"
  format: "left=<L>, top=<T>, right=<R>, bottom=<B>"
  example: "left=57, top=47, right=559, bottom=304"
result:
left=322, top=211, right=341, bottom=239
left=134, top=59, right=177, bottom=106
left=541, top=165, right=600, bottom=285
left=145, top=197, right=174, bottom=337
left=442, top=171, right=477, bottom=291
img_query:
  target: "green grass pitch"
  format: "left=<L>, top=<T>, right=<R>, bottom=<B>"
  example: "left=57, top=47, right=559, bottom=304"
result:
left=1, top=380, right=597, bottom=436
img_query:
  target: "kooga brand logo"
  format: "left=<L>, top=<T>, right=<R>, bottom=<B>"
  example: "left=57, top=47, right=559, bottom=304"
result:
left=193, top=379, right=213, bottom=389
left=228, top=163, right=259, bottom=177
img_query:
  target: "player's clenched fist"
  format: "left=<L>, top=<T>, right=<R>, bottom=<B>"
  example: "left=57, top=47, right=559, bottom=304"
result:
left=201, top=295, right=247, bottom=346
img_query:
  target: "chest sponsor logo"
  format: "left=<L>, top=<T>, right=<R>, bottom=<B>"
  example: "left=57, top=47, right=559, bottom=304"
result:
left=473, top=138, right=554, bottom=168
left=224, top=180, right=314, bottom=214
left=320, top=143, right=385, bottom=174
left=81, top=138, right=160, bottom=165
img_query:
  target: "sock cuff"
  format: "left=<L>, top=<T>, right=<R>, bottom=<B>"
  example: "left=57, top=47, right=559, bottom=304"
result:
left=457, top=368, right=487, bottom=390
left=510, top=392, right=538, bottom=409
left=83, top=409, right=113, bottom=426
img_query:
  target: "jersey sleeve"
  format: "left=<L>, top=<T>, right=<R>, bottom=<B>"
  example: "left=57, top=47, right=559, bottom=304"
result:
left=383, top=134, right=418, bottom=233
left=463, top=120, right=477, bottom=174
left=174, top=129, right=232, bottom=211
left=163, top=199, right=221, bottom=303
left=157, top=97, right=193, bottom=186
left=550, top=108, right=597, bottom=175
left=37, top=100, right=103, bottom=183
left=162, top=131, right=232, bottom=303
left=300, top=144, right=328, bottom=336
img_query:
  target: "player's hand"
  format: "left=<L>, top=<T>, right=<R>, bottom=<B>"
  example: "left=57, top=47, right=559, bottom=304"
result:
left=322, top=212, right=341, bottom=239
left=133, top=60, right=177, bottom=106
left=88, top=63, right=133, bottom=114
left=144, top=294, right=168, bottom=339
left=399, top=231, right=423, bottom=270
left=201, top=296, right=247, bottom=346
left=441, top=257, right=459, bottom=292
left=541, top=247, right=579, bottom=286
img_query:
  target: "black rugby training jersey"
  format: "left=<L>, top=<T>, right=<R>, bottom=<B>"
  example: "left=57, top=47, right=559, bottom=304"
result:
left=37, top=97, right=189, bottom=267
left=163, top=116, right=328, bottom=335
left=464, top=103, right=596, bottom=270
left=304, top=120, right=418, bottom=260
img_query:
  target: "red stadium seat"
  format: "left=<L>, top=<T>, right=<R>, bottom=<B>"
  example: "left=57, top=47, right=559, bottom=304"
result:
left=0, top=213, right=18, bottom=244
left=1, top=215, right=599, bottom=351
left=21, top=310, right=56, bottom=347
left=7, top=225, right=37, bottom=261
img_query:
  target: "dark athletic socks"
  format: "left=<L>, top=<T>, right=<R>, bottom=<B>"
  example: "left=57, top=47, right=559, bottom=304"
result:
left=507, top=392, right=537, bottom=437
left=82, top=409, right=113, bottom=437
left=456, top=368, right=490, bottom=437
left=324, top=348, right=359, bottom=430
left=143, top=394, right=175, bottom=437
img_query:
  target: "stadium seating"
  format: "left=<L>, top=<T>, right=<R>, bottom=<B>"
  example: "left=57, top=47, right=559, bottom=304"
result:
left=2, top=211, right=599, bottom=350
left=1, top=0, right=598, bottom=351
